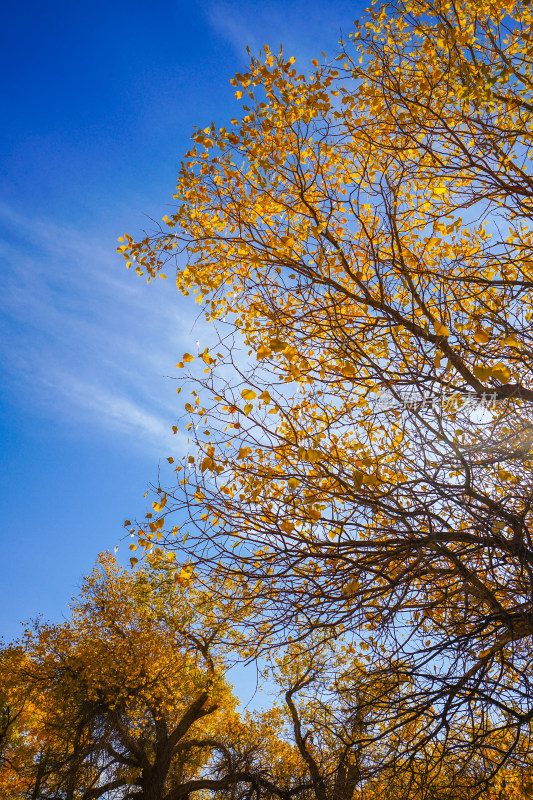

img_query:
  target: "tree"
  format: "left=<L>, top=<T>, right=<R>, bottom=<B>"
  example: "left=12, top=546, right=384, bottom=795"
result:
left=261, top=638, right=533, bottom=800
left=3, top=565, right=532, bottom=800
left=0, top=645, right=43, bottom=798
left=0, top=552, right=265, bottom=800
left=120, top=0, right=533, bottom=792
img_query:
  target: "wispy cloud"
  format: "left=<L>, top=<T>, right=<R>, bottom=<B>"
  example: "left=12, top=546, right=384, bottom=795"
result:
left=49, top=375, right=175, bottom=449
left=0, top=204, right=202, bottom=456
left=0, top=1, right=363, bottom=455
left=205, top=0, right=360, bottom=64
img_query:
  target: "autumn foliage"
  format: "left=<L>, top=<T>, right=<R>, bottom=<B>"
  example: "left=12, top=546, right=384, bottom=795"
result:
left=0, top=554, right=249, bottom=798
left=5, top=554, right=533, bottom=799
left=9, top=0, right=533, bottom=797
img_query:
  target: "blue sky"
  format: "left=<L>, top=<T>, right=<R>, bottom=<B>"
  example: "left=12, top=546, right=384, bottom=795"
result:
left=0, top=0, right=364, bottom=702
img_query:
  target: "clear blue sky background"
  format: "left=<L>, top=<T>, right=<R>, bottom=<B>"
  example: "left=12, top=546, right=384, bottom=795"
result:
left=0, top=0, right=364, bottom=702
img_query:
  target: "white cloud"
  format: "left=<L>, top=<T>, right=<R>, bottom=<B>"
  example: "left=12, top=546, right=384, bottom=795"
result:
left=205, top=0, right=359, bottom=64
left=0, top=203, right=203, bottom=456
left=54, top=375, right=174, bottom=448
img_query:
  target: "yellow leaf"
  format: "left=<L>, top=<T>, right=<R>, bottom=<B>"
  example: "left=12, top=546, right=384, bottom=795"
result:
left=341, top=363, right=356, bottom=377
left=498, top=468, right=513, bottom=481
left=474, top=329, right=490, bottom=344
left=343, top=579, right=359, bottom=595
left=491, top=363, right=510, bottom=383
left=269, top=337, right=286, bottom=353
left=288, top=363, right=301, bottom=377
left=257, top=344, right=272, bottom=360
left=130, top=557, right=138, bottom=568
left=297, top=447, right=321, bottom=463
left=283, top=345, right=298, bottom=361
left=279, top=235, right=295, bottom=247
left=433, top=321, right=450, bottom=337
left=178, top=565, right=194, bottom=583
left=241, top=388, right=257, bottom=400
left=280, top=519, right=295, bottom=533
left=473, top=364, right=492, bottom=381
left=153, top=494, right=167, bottom=512
left=269, top=338, right=287, bottom=353
left=182, top=353, right=194, bottom=363
left=353, top=470, right=364, bottom=490
left=504, top=334, right=520, bottom=347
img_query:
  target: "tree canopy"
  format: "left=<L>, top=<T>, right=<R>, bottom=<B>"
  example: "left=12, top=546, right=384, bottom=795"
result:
left=117, top=0, right=533, bottom=795
left=3, top=557, right=531, bottom=799
left=0, top=554, right=253, bottom=799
